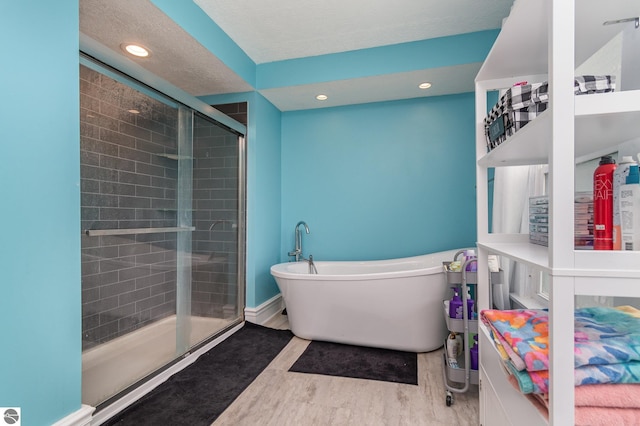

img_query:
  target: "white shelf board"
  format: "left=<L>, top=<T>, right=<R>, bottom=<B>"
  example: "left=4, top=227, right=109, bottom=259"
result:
left=477, top=0, right=639, bottom=82
left=476, top=0, right=548, bottom=82
left=573, top=249, right=640, bottom=276
left=477, top=241, right=550, bottom=271
left=575, top=91, right=640, bottom=157
left=478, top=109, right=551, bottom=167
left=478, top=240, right=640, bottom=278
left=574, top=274, right=640, bottom=297
left=478, top=91, right=640, bottom=168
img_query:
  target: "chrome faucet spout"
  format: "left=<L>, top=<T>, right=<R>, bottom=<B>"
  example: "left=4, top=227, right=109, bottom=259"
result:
left=296, top=221, right=310, bottom=234
left=289, top=221, right=310, bottom=262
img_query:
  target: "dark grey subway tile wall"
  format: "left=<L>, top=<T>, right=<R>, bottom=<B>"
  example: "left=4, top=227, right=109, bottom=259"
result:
left=190, top=112, right=242, bottom=318
left=80, top=65, right=179, bottom=349
left=80, top=66, right=244, bottom=350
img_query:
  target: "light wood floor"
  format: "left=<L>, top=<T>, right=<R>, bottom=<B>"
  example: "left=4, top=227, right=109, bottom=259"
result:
left=212, top=315, right=479, bottom=425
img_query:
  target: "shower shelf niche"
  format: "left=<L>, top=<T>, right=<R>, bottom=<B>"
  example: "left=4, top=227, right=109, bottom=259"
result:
left=84, top=226, right=195, bottom=236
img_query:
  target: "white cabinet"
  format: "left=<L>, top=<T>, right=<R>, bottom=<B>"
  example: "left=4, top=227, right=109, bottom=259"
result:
left=475, top=0, right=640, bottom=425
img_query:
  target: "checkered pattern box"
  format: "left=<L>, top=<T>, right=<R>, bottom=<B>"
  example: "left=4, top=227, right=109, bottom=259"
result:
left=484, top=75, right=615, bottom=152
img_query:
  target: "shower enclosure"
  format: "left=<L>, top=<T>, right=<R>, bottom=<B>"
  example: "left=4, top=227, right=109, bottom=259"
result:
left=79, top=59, right=245, bottom=407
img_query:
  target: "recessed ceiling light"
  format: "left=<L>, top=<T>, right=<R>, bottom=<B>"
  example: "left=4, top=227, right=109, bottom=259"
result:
left=419, top=82, right=432, bottom=90
left=128, top=109, right=140, bottom=114
left=316, top=94, right=328, bottom=101
left=121, top=43, right=151, bottom=58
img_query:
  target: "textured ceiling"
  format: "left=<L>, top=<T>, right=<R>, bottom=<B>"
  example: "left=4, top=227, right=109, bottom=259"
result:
left=80, top=0, right=253, bottom=96
left=194, top=0, right=515, bottom=64
left=79, top=0, right=515, bottom=110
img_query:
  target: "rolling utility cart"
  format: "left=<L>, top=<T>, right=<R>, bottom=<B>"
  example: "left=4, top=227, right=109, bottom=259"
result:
left=441, top=251, right=502, bottom=407
left=442, top=253, right=478, bottom=407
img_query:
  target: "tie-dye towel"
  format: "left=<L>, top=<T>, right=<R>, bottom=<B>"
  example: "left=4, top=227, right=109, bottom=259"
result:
left=481, top=309, right=549, bottom=371
left=481, top=307, right=640, bottom=393
left=481, top=307, right=640, bottom=372
left=506, top=357, right=640, bottom=394
left=575, top=307, right=640, bottom=368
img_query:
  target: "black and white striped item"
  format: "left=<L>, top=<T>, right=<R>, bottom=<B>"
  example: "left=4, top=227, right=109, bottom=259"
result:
left=574, top=75, right=616, bottom=94
left=484, top=75, right=615, bottom=151
left=484, top=82, right=549, bottom=150
left=509, top=81, right=549, bottom=109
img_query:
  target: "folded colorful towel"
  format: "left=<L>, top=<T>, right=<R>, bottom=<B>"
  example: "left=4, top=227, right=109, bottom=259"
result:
left=484, top=319, right=527, bottom=370
left=574, top=307, right=640, bottom=368
left=481, top=309, right=548, bottom=371
left=480, top=307, right=640, bottom=372
left=615, top=305, right=640, bottom=319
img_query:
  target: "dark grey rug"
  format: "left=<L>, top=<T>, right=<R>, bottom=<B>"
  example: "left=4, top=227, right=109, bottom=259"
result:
left=288, top=340, right=418, bottom=385
left=104, top=322, right=293, bottom=426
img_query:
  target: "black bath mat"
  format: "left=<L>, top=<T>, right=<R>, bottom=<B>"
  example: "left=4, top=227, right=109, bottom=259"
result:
left=288, top=340, right=418, bottom=385
left=104, top=322, right=293, bottom=426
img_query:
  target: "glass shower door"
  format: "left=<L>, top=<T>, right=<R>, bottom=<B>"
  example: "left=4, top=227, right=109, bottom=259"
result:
left=80, top=60, right=244, bottom=408
left=187, top=113, right=244, bottom=349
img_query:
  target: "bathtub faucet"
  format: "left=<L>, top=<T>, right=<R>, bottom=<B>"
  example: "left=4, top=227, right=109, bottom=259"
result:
left=288, top=221, right=310, bottom=262
left=307, top=254, right=318, bottom=274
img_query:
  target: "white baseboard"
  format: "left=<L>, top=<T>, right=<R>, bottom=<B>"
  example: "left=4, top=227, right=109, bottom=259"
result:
left=89, top=322, right=244, bottom=425
left=244, top=294, right=283, bottom=325
left=52, top=405, right=95, bottom=426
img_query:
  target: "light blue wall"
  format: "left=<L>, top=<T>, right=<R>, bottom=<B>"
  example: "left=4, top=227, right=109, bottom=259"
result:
left=248, top=95, right=283, bottom=305
left=281, top=94, right=477, bottom=262
left=201, top=92, right=283, bottom=308
left=0, top=1, right=81, bottom=425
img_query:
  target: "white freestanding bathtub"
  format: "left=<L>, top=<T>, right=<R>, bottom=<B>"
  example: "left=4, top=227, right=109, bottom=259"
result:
left=270, top=249, right=462, bottom=352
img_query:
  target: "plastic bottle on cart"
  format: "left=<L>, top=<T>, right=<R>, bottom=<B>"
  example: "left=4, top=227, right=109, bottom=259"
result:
left=470, top=335, right=479, bottom=370
left=449, top=287, right=462, bottom=319
left=462, top=249, right=477, bottom=271
left=466, top=288, right=475, bottom=319
left=620, top=164, right=640, bottom=250
left=446, top=332, right=459, bottom=368
left=613, top=156, right=637, bottom=250
left=594, top=155, right=617, bottom=250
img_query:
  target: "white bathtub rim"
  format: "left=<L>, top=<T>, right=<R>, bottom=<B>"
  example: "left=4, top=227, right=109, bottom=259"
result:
left=271, top=264, right=437, bottom=281
left=270, top=248, right=467, bottom=281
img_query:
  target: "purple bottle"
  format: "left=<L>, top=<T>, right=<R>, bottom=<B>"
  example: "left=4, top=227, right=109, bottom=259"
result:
left=462, top=249, right=477, bottom=272
left=470, top=335, right=479, bottom=370
left=449, top=287, right=462, bottom=319
left=466, top=288, right=475, bottom=319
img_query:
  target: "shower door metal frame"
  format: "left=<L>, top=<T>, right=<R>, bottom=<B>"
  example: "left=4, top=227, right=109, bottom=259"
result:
left=236, top=135, right=247, bottom=321
left=176, top=105, right=194, bottom=356
left=80, top=52, right=248, bottom=409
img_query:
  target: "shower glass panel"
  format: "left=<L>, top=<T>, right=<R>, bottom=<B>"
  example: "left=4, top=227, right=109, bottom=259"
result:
left=79, top=61, right=244, bottom=408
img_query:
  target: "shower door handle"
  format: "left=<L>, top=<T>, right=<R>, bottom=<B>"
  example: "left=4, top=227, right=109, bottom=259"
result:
left=83, top=226, right=196, bottom=236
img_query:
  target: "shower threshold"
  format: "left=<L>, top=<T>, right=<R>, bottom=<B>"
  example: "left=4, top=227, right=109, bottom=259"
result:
left=82, top=315, right=233, bottom=407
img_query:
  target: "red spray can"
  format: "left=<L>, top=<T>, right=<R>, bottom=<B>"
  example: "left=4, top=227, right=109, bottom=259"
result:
left=593, top=155, right=617, bottom=250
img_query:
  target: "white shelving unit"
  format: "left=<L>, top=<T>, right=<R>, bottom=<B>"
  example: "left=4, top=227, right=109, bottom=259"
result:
left=474, top=0, right=640, bottom=425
